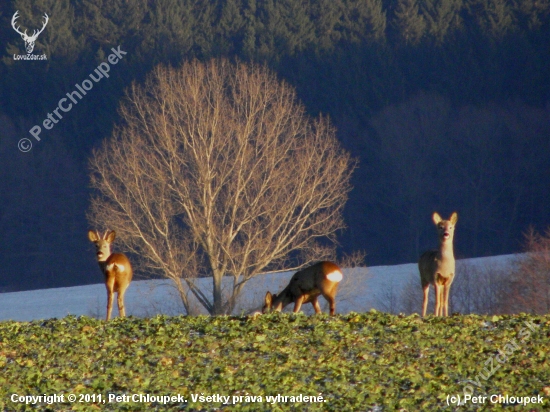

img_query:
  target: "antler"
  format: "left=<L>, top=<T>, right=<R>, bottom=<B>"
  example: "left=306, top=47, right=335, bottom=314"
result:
left=29, top=13, right=49, bottom=41
left=11, top=11, right=27, bottom=38
left=11, top=11, right=48, bottom=41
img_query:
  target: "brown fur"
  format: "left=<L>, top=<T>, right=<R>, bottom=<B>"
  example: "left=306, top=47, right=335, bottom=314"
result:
left=418, top=212, right=458, bottom=317
left=88, top=230, right=133, bottom=320
left=263, top=261, right=342, bottom=316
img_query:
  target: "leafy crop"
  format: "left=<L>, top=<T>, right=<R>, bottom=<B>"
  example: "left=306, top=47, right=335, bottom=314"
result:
left=0, top=312, right=548, bottom=411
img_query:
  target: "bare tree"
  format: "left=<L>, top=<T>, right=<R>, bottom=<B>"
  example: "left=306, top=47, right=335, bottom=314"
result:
left=501, top=227, right=550, bottom=314
left=375, top=277, right=402, bottom=314
left=88, top=59, right=355, bottom=315
left=400, top=276, right=422, bottom=315
left=450, top=261, right=509, bottom=315
left=400, top=259, right=511, bottom=315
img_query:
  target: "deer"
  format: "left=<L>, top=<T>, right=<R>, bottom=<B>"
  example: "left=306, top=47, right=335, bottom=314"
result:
left=11, top=11, right=49, bottom=54
left=418, top=212, right=458, bottom=317
left=88, top=230, right=133, bottom=320
left=262, top=261, right=343, bottom=316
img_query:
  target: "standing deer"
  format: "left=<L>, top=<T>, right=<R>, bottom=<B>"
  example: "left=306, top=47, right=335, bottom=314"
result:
left=11, top=11, right=49, bottom=54
left=263, top=261, right=343, bottom=316
left=418, top=212, right=458, bottom=317
left=88, top=230, right=133, bottom=320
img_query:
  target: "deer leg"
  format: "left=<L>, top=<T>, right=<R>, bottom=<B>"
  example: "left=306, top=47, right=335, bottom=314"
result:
left=443, top=284, right=450, bottom=317
left=117, top=289, right=126, bottom=318
left=293, top=296, right=304, bottom=313
left=311, top=296, right=322, bottom=314
left=422, top=284, right=430, bottom=317
left=106, top=289, right=114, bottom=321
left=105, top=277, right=115, bottom=321
left=319, top=288, right=337, bottom=316
left=438, top=285, right=446, bottom=316
left=326, top=296, right=336, bottom=316
left=434, top=283, right=442, bottom=316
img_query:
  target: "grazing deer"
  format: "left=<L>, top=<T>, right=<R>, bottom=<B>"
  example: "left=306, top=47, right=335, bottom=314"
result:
left=11, top=11, right=49, bottom=54
left=418, top=212, right=458, bottom=317
left=263, top=261, right=343, bottom=316
left=88, top=230, right=133, bottom=320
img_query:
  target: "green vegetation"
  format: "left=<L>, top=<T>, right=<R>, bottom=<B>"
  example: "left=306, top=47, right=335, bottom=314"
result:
left=0, top=313, right=548, bottom=411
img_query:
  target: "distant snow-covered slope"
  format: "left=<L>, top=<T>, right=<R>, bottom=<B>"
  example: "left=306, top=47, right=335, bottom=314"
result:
left=0, top=255, right=516, bottom=322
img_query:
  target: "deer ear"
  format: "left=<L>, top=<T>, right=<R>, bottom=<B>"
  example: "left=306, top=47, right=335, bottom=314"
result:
left=450, top=212, right=458, bottom=224
left=264, top=291, right=272, bottom=306
left=432, top=212, right=442, bottom=224
left=88, top=230, right=100, bottom=242
left=105, top=230, right=117, bottom=243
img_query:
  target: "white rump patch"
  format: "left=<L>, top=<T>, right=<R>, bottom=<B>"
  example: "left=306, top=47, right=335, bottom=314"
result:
left=106, top=263, right=125, bottom=272
left=326, top=269, right=343, bottom=282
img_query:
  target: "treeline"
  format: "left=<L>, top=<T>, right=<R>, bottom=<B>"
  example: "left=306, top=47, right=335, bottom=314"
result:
left=0, top=0, right=549, bottom=291
left=1, top=0, right=549, bottom=120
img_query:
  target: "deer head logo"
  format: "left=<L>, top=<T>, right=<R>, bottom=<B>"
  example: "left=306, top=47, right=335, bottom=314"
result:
left=11, top=11, right=49, bottom=54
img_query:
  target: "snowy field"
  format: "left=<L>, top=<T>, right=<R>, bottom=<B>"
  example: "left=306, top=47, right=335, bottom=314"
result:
left=0, top=255, right=516, bottom=322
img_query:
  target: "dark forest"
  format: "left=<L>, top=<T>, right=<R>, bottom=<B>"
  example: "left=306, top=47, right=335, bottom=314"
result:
left=0, top=0, right=549, bottom=291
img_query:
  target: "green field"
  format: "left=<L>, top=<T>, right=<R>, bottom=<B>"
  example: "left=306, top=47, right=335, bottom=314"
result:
left=0, top=312, right=548, bottom=411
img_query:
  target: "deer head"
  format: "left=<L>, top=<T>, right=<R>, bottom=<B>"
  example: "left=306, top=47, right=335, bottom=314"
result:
left=432, top=212, right=458, bottom=244
left=88, top=230, right=116, bottom=262
left=12, top=11, right=49, bottom=54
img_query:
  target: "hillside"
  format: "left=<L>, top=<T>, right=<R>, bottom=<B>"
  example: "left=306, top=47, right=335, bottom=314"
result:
left=0, top=255, right=515, bottom=322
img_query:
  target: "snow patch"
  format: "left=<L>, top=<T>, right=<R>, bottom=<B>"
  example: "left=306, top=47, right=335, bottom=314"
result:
left=0, top=254, right=517, bottom=321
